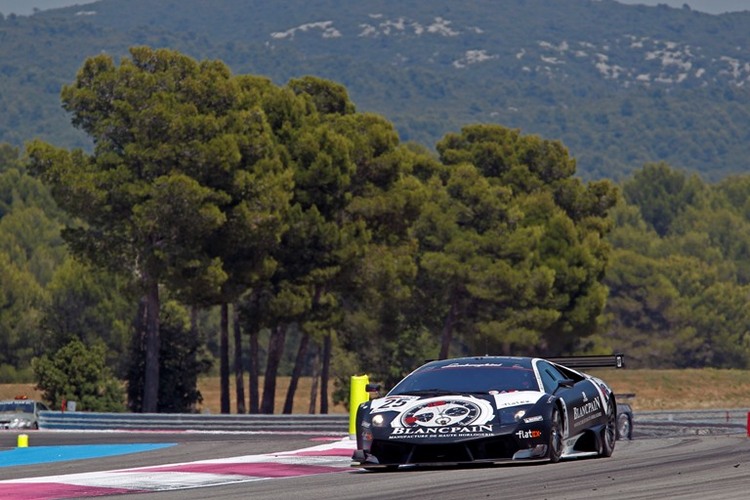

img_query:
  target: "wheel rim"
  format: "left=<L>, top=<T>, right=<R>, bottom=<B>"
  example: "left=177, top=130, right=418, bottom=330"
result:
left=552, top=426, right=561, bottom=454
left=551, top=411, right=563, bottom=457
left=619, top=416, right=631, bottom=439
left=605, top=407, right=616, bottom=448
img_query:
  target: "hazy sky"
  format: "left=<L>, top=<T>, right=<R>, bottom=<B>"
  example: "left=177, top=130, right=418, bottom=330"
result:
left=0, top=0, right=96, bottom=16
left=615, top=0, right=750, bottom=14
left=0, top=0, right=748, bottom=17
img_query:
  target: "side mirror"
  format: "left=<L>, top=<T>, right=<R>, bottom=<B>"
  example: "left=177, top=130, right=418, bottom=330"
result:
left=553, top=379, right=575, bottom=394
left=365, top=383, right=382, bottom=394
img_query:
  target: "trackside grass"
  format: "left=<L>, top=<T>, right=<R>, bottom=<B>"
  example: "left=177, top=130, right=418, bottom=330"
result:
left=2, top=370, right=749, bottom=413
left=587, top=368, right=750, bottom=411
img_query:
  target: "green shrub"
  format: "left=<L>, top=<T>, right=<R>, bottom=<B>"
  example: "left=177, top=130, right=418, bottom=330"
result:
left=32, top=339, right=125, bottom=411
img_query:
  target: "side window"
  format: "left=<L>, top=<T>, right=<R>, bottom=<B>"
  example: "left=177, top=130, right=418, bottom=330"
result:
left=554, top=363, right=584, bottom=383
left=537, top=361, right=566, bottom=394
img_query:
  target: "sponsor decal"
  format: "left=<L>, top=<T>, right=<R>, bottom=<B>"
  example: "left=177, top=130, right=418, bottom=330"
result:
left=515, top=429, right=542, bottom=439
left=369, top=395, right=419, bottom=413
left=396, top=397, right=494, bottom=428
left=390, top=424, right=494, bottom=439
left=440, top=362, right=507, bottom=369
left=382, top=396, right=495, bottom=439
left=523, top=415, right=543, bottom=424
left=492, top=391, right=543, bottom=409
left=590, top=378, right=613, bottom=412
left=573, top=396, right=602, bottom=424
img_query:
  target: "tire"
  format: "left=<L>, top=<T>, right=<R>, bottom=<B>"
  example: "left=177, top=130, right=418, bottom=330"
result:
left=599, top=404, right=617, bottom=458
left=363, top=465, right=399, bottom=472
left=548, top=407, right=563, bottom=463
left=617, top=413, right=632, bottom=440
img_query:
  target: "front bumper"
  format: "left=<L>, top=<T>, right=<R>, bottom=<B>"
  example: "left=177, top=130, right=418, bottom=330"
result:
left=352, top=430, right=549, bottom=467
left=0, top=417, right=36, bottom=430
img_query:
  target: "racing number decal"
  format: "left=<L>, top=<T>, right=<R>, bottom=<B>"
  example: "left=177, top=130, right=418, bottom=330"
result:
left=369, top=395, right=420, bottom=413
left=379, top=397, right=410, bottom=410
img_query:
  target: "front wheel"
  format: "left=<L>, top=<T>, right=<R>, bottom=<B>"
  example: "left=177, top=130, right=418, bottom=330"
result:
left=547, top=407, right=563, bottom=463
left=599, top=404, right=617, bottom=458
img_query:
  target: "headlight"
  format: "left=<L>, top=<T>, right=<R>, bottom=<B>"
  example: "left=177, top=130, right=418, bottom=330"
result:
left=10, top=418, right=32, bottom=429
left=499, top=406, right=533, bottom=424
left=371, top=414, right=388, bottom=427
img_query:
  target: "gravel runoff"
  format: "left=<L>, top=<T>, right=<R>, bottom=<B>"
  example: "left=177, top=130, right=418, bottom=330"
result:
left=632, top=409, right=749, bottom=439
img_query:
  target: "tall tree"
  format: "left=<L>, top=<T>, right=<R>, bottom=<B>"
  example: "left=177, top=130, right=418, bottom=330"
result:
left=26, top=47, right=263, bottom=411
left=0, top=252, right=45, bottom=380
left=424, top=124, right=617, bottom=357
left=622, top=162, right=707, bottom=237
left=245, top=77, right=363, bottom=413
left=41, top=257, right=135, bottom=377
left=604, top=181, right=750, bottom=369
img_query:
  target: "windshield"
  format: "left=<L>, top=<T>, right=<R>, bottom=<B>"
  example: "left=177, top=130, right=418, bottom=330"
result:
left=389, top=363, right=540, bottom=395
left=0, top=402, right=33, bottom=413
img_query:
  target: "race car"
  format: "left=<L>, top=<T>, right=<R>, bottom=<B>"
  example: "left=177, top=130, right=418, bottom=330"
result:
left=352, top=355, right=621, bottom=469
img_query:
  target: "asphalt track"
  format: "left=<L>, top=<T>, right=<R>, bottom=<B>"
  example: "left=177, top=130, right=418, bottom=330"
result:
left=0, top=430, right=748, bottom=499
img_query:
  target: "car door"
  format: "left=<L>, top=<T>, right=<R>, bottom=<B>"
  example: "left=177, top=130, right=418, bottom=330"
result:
left=554, top=364, right=607, bottom=435
left=537, top=361, right=603, bottom=437
left=536, top=360, right=580, bottom=437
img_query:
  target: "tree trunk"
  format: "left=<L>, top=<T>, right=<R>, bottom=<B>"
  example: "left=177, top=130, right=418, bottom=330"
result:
left=127, top=296, right=147, bottom=412
left=220, top=303, right=230, bottom=414
left=142, top=277, right=160, bottom=413
left=283, top=332, right=310, bottom=414
left=308, top=345, right=320, bottom=414
left=233, top=303, right=246, bottom=414
left=190, top=306, right=200, bottom=412
left=248, top=327, right=259, bottom=413
left=261, top=324, right=286, bottom=414
left=320, top=333, right=331, bottom=414
left=439, top=298, right=458, bottom=360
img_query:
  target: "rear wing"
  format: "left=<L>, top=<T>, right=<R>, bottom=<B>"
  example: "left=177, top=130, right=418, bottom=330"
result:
left=546, top=353, right=625, bottom=370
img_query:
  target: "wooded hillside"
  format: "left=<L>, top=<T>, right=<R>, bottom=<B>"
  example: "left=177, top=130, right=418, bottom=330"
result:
left=2, top=0, right=750, bottom=180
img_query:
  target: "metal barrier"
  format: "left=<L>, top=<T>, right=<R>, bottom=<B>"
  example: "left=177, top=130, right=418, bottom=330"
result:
left=38, top=408, right=750, bottom=436
left=38, top=411, right=349, bottom=434
left=635, top=409, right=749, bottom=426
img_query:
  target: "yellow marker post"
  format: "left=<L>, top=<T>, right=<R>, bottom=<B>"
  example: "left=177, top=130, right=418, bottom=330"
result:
left=17, top=434, right=28, bottom=448
left=349, top=375, right=369, bottom=439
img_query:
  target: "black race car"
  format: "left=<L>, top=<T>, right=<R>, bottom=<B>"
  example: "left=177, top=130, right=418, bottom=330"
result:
left=352, top=355, right=622, bottom=469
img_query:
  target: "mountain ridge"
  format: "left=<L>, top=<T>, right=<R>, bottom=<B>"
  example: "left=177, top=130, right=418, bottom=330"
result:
left=3, top=0, right=750, bottom=180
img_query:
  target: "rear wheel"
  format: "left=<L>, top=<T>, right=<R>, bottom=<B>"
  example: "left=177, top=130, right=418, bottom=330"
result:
left=617, top=412, right=632, bottom=440
left=548, top=407, right=563, bottom=463
left=599, top=404, right=616, bottom=457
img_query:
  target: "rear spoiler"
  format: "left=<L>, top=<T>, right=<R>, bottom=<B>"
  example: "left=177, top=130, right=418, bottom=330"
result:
left=546, top=354, right=625, bottom=370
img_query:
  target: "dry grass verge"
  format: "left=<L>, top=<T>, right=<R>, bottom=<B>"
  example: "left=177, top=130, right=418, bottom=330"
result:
left=0, top=377, right=348, bottom=414
left=2, top=369, right=749, bottom=412
left=588, top=368, right=750, bottom=410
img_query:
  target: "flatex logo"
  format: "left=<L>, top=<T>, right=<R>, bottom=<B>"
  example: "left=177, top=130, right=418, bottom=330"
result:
left=515, top=429, right=542, bottom=439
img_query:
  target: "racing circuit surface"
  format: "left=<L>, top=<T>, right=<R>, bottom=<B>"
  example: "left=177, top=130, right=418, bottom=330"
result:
left=0, top=426, right=748, bottom=499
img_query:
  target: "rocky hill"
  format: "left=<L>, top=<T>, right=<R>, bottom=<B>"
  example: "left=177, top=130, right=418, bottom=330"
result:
left=3, top=0, right=750, bottom=180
